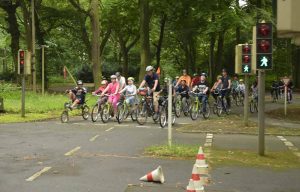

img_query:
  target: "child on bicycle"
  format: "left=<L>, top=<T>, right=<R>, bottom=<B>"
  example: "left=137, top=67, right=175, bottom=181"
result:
left=194, top=73, right=209, bottom=112
left=237, top=79, right=245, bottom=97
left=101, top=75, right=120, bottom=116
left=65, top=80, right=87, bottom=109
left=211, top=75, right=222, bottom=103
left=92, top=80, right=109, bottom=106
left=119, top=77, right=137, bottom=106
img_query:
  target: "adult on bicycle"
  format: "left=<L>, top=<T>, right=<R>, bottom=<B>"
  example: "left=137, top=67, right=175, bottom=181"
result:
left=216, top=69, right=232, bottom=110
left=101, top=75, right=120, bottom=116
left=286, top=79, right=294, bottom=103
left=211, top=75, right=222, bottom=103
left=119, top=77, right=138, bottom=106
left=92, top=79, right=109, bottom=105
left=138, top=66, right=161, bottom=118
left=176, top=79, right=190, bottom=106
left=116, top=72, right=126, bottom=91
left=251, top=77, right=258, bottom=101
left=175, top=69, right=192, bottom=88
left=194, top=73, right=209, bottom=112
left=65, top=80, right=87, bottom=109
left=271, top=80, right=279, bottom=101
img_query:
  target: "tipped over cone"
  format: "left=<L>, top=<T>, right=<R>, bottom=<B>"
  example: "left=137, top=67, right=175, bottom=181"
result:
left=139, top=166, right=165, bottom=183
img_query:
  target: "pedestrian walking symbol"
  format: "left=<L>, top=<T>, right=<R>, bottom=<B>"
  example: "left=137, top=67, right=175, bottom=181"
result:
left=242, top=64, right=251, bottom=74
left=260, top=56, right=268, bottom=67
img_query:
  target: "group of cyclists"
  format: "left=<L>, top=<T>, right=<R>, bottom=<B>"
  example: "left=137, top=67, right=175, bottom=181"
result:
left=63, top=65, right=294, bottom=125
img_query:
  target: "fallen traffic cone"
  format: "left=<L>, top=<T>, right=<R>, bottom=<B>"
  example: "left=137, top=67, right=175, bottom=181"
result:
left=195, top=147, right=206, bottom=166
left=139, top=166, right=165, bottom=183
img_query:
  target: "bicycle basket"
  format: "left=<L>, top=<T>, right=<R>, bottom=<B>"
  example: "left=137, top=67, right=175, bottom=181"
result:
left=139, top=89, right=147, bottom=96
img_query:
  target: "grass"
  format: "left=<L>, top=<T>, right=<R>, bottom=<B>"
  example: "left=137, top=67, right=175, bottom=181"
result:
left=144, top=144, right=300, bottom=170
left=0, top=90, right=96, bottom=123
left=266, top=105, right=300, bottom=123
left=176, top=114, right=300, bottom=136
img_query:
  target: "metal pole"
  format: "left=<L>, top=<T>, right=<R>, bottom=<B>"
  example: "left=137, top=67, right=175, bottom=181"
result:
left=284, top=85, right=287, bottom=116
left=21, top=75, right=25, bottom=117
left=244, top=75, right=249, bottom=126
left=31, top=0, right=36, bottom=92
left=168, top=78, right=172, bottom=147
left=42, top=45, right=45, bottom=95
left=258, top=70, right=265, bottom=156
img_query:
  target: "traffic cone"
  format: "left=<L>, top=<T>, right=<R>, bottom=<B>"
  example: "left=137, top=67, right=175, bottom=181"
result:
left=139, top=166, right=165, bottom=183
left=196, top=164, right=209, bottom=175
left=195, top=147, right=206, bottom=166
left=186, top=179, right=196, bottom=192
left=191, top=164, right=206, bottom=190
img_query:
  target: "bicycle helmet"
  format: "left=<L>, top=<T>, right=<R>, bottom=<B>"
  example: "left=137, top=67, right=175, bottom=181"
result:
left=200, top=72, right=207, bottom=77
left=222, top=68, right=227, bottom=72
left=101, top=80, right=108, bottom=85
left=164, top=77, right=169, bottom=83
left=77, top=80, right=83, bottom=85
left=175, top=76, right=180, bottom=79
left=239, top=79, right=244, bottom=82
left=127, top=77, right=134, bottom=81
left=193, top=73, right=198, bottom=76
left=110, top=75, right=117, bottom=79
left=145, top=66, right=154, bottom=72
left=115, top=72, right=121, bottom=77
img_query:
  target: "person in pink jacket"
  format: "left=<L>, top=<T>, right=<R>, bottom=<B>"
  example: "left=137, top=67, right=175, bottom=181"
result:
left=101, top=75, right=120, bottom=116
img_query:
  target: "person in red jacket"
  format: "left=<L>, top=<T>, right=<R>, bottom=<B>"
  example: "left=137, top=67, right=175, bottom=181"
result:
left=92, top=80, right=109, bottom=106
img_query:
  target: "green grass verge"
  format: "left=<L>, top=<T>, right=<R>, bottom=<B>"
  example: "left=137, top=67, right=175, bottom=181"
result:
left=144, top=144, right=300, bottom=170
left=176, top=114, right=300, bottom=136
left=0, top=91, right=95, bottom=123
left=266, top=105, right=300, bottom=123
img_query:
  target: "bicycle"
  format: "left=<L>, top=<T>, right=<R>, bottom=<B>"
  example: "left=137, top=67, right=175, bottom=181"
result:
left=116, top=95, right=138, bottom=124
left=136, top=88, right=159, bottom=125
left=214, top=89, right=230, bottom=117
left=189, top=92, right=210, bottom=120
left=61, top=100, right=89, bottom=123
left=158, top=96, right=176, bottom=128
left=100, top=94, right=116, bottom=123
left=174, top=91, right=190, bottom=117
left=91, top=94, right=107, bottom=122
left=249, top=92, right=258, bottom=113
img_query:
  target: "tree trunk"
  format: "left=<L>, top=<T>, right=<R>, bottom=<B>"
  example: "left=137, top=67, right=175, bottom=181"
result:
left=138, top=0, right=150, bottom=82
left=293, top=46, right=300, bottom=88
left=90, top=0, right=101, bottom=89
left=155, top=13, right=167, bottom=69
left=119, top=38, right=128, bottom=77
left=215, top=30, right=226, bottom=75
left=209, top=14, right=216, bottom=84
left=0, top=2, right=20, bottom=80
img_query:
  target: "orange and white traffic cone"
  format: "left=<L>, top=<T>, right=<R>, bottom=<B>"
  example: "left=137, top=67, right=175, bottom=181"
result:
left=139, top=166, right=165, bottom=183
left=186, top=179, right=196, bottom=192
left=191, top=164, right=205, bottom=191
left=195, top=147, right=206, bottom=166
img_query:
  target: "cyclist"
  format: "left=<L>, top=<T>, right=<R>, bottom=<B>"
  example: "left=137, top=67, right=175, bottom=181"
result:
left=92, top=80, right=109, bottom=105
left=251, top=77, right=258, bottom=101
left=119, top=77, right=138, bottom=106
left=216, top=69, right=231, bottom=110
left=286, top=79, right=294, bottom=102
left=101, top=75, right=120, bottom=116
left=271, top=80, right=279, bottom=101
left=191, top=73, right=201, bottom=88
left=65, top=80, right=87, bottom=109
left=138, top=66, right=161, bottom=117
left=116, top=72, right=126, bottom=91
left=175, top=69, right=192, bottom=88
left=194, top=73, right=209, bottom=112
left=237, top=79, right=245, bottom=97
left=232, top=73, right=239, bottom=95
left=159, top=78, right=176, bottom=97
left=211, top=75, right=222, bottom=102
left=172, top=76, right=179, bottom=88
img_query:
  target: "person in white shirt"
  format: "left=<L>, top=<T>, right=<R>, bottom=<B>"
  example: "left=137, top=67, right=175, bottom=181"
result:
left=116, top=72, right=126, bottom=91
left=119, top=77, right=137, bottom=105
left=237, top=79, right=245, bottom=96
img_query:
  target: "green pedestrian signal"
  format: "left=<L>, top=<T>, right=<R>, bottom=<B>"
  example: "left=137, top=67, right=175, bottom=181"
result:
left=256, top=23, right=273, bottom=70
left=242, top=64, right=251, bottom=73
left=257, top=55, right=272, bottom=69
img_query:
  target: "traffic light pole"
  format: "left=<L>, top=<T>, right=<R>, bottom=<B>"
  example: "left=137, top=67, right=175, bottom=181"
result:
left=168, top=78, right=172, bottom=147
left=258, top=70, right=265, bottom=156
left=244, top=75, right=249, bottom=126
left=21, top=74, right=25, bottom=117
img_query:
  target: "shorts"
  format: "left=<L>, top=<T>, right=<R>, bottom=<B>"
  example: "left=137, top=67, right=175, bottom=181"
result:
left=75, top=95, right=85, bottom=104
left=153, top=92, right=159, bottom=108
left=125, top=96, right=136, bottom=105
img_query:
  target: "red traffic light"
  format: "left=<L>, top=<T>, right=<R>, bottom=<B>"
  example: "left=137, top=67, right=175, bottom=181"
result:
left=258, top=40, right=271, bottom=53
left=242, top=55, right=250, bottom=63
left=242, top=45, right=251, bottom=54
left=19, top=50, right=25, bottom=58
left=258, top=24, right=270, bottom=36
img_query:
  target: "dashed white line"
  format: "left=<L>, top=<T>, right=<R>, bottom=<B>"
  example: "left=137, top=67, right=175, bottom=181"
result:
left=115, top=124, right=129, bottom=127
left=136, top=125, right=150, bottom=128
left=89, top=135, right=100, bottom=142
left=26, top=167, right=52, bottom=181
left=204, top=133, right=214, bottom=148
left=105, top=127, right=114, bottom=132
left=277, top=135, right=299, bottom=157
left=64, top=146, right=81, bottom=156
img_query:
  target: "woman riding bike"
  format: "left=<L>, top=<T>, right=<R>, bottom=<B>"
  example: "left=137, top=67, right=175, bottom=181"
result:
left=101, top=75, right=120, bottom=116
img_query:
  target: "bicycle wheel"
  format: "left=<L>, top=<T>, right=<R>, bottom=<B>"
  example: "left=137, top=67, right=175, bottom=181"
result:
left=175, top=100, right=182, bottom=118
left=61, top=110, right=69, bottom=123
left=136, top=102, right=148, bottom=125
left=82, top=105, right=89, bottom=120
left=190, top=102, right=199, bottom=120
left=117, top=104, right=126, bottom=124
left=254, top=101, right=258, bottom=112
left=91, top=104, right=101, bottom=122
left=159, top=106, right=167, bottom=128
left=202, top=103, right=210, bottom=119
left=101, top=104, right=110, bottom=123
left=216, top=97, right=223, bottom=117
left=250, top=100, right=255, bottom=113
left=131, top=106, right=138, bottom=121
left=213, top=103, right=217, bottom=114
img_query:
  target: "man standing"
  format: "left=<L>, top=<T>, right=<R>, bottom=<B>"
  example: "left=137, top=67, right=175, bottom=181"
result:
left=116, top=72, right=126, bottom=91
left=175, top=69, right=192, bottom=88
left=138, top=66, right=161, bottom=116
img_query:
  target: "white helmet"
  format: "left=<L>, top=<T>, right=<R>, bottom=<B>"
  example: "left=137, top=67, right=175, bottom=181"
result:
left=110, top=75, right=117, bottom=79
left=145, top=66, right=154, bottom=72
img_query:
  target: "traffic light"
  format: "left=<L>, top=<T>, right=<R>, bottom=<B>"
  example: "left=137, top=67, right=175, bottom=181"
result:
left=18, top=49, right=25, bottom=75
left=256, top=23, right=273, bottom=70
left=242, top=44, right=251, bottom=74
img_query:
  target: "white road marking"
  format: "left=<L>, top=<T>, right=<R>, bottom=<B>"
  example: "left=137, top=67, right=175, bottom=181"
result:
left=94, top=123, right=106, bottom=126
left=115, top=124, right=129, bottom=127
left=64, top=146, right=81, bottom=156
left=277, top=135, right=299, bottom=158
left=178, top=123, right=191, bottom=125
left=204, top=133, right=213, bottom=148
left=73, top=123, right=87, bottom=125
left=89, top=135, right=100, bottom=142
left=105, top=127, right=114, bottom=132
left=26, top=167, right=52, bottom=181
left=136, top=125, right=150, bottom=128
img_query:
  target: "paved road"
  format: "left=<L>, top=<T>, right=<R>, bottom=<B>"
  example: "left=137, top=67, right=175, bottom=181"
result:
left=1, top=114, right=299, bottom=192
